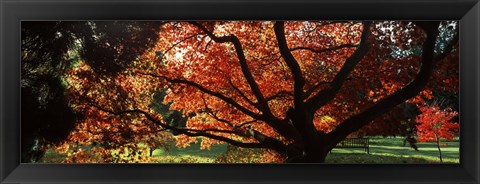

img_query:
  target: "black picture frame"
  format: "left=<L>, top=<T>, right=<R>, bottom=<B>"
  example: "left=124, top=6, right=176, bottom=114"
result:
left=1, top=0, right=479, bottom=183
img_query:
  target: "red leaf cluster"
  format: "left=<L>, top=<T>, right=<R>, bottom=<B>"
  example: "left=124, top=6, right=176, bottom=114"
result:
left=416, top=104, right=459, bottom=142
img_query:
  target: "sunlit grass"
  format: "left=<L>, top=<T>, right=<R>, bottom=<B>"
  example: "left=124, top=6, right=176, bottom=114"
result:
left=151, top=141, right=227, bottom=163
left=40, top=137, right=459, bottom=163
left=326, top=137, right=459, bottom=163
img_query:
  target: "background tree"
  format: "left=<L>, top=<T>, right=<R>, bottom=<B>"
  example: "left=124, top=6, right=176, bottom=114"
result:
left=415, top=103, right=459, bottom=162
left=21, top=21, right=161, bottom=162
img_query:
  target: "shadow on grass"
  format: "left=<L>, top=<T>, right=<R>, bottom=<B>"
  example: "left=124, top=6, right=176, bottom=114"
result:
left=325, top=152, right=454, bottom=164
left=368, top=146, right=458, bottom=159
left=153, top=141, right=228, bottom=157
left=329, top=137, right=459, bottom=163
left=40, top=137, right=459, bottom=164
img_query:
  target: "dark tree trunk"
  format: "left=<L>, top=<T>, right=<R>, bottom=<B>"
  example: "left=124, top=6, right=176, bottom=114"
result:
left=435, top=134, right=443, bottom=162
left=283, top=131, right=330, bottom=163
left=304, top=145, right=329, bottom=163
left=285, top=143, right=330, bottom=163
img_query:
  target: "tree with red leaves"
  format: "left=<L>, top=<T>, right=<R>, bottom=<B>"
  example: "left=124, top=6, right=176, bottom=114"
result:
left=416, top=104, right=459, bottom=162
left=23, top=21, right=459, bottom=163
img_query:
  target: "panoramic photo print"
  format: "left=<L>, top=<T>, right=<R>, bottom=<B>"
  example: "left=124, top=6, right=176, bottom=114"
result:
left=21, top=21, right=459, bottom=163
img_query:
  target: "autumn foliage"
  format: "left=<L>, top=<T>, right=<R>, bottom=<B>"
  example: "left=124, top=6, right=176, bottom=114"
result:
left=21, top=21, right=459, bottom=163
left=416, top=104, right=459, bottom=142
left=415, top=104, right=459, bottom=162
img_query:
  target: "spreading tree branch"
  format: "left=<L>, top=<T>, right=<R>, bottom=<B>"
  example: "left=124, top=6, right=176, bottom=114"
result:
left=188, top=21, right=272, bottom=116
left=189, top=21, right=298, bottom=139
left=305, top=21, right=372, bottom=111
left=274, top=21, right=307, bottom=109
left=86, top=100, right=287, bottom=152
left=266, top=90, right=294, bottom=101
left=304, top=81, right=331, bottom=100
left=326, top=21, right=441, bottom=149
left=227, top=78, right=259, bottom=109
left=199, top=95, right=235, bottom=127
left=137, top=72, right=264, bottom=121
left=290, top=44, right=359, bottom=54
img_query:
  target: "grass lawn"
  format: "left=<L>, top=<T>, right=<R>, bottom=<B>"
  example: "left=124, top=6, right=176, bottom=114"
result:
left=39, top=137, right=459, bottom=164
left=151, top=142, right=228, bottom=163
left=326, top=137, right=459, bottom=164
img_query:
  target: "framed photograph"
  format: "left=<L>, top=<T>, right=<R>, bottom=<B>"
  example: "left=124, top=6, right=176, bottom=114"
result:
left=1, top=0, right=479, bottom=183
